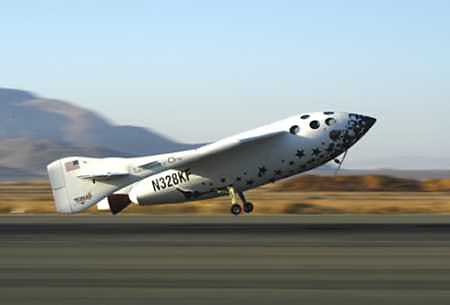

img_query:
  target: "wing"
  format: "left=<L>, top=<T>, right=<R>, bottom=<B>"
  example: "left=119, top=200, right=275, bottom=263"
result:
left=78, top=130, right=288, bottom=182
left=138, top=130, right=289, bottom=172
left=181, top=130, right=288, bottom=165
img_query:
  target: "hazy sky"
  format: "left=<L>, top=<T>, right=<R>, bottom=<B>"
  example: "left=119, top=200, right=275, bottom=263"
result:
left=2, top=1, right=450, bottom=168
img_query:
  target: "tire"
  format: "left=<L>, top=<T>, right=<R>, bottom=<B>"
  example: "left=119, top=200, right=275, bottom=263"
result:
left=231, top=204, right=242, bottom=216
left=243, top=202, right=254, bottom=214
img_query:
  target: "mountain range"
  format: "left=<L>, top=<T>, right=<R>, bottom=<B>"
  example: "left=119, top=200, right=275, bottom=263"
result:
left=0, top=88, right=197, bottom=179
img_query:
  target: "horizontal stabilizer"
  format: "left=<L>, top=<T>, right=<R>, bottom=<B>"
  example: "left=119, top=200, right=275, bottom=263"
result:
left=77, top=170, right=129, bottom=180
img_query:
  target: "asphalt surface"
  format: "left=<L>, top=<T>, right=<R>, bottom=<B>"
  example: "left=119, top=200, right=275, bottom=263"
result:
left=1, top=215, right=450, bottom=305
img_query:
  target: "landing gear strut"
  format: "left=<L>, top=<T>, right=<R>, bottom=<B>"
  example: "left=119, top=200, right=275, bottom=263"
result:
left=228, top=187, right=254, bottom=216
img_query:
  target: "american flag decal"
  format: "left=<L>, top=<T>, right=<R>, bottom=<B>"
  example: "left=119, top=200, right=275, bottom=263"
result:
left=65, top=160, right=80, bottom=172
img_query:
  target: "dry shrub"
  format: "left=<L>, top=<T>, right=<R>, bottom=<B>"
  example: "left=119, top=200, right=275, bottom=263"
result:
left=422, top=179, right=450, bottom=192
left=273, top=175, right=422, bottom=192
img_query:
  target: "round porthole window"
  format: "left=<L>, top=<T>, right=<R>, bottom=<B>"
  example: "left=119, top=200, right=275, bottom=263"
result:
left=300, top=114, right=310, bottom=120
left=310, top=120, right=320, bottom=129
left=290, top=125, right=300, bottom=135
left=325, top=118, right=336, bottom=126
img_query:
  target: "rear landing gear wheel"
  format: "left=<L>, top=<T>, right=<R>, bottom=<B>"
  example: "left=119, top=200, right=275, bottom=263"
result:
left=227, top=187, right=254, bottom=216
left=231, top=204, right=242, bottom=216
left=243, top=202, right=254, bottom=214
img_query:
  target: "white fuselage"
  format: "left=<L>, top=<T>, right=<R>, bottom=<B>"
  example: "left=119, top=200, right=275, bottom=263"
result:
left=130, top=112, right=375, bottom=205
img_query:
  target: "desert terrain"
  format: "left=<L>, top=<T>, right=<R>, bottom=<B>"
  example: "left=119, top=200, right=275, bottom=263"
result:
left=1, top=175, right=449, bottom=214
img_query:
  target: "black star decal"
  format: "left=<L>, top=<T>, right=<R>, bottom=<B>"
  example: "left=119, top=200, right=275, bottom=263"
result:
left=296, top=150, right=305, bottom=159
left=274, top=169, right=282, bottom=176
left=326, top=143, right=335, bottom=153
left=312, top=148, right=321, bottom=156
left=258, top=166, right=268, bottom=177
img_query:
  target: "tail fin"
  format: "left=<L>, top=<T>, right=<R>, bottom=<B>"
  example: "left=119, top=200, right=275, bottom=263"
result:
left=47, top=157, right=135, bottom=214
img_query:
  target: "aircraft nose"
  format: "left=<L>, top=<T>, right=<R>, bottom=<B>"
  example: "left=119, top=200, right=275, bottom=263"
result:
left=344, top=113, right=376, bottom=144
left=360, top=115, right=377, bottom=130
left=327, top=113, right=376, bottom=150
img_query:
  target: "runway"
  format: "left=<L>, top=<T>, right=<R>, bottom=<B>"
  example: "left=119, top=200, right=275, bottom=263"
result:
left=1, top=215, right=450, bottom=305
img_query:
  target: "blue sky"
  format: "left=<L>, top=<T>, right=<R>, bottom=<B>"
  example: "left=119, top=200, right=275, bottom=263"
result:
left=1, top=1, right=450, bottom=168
